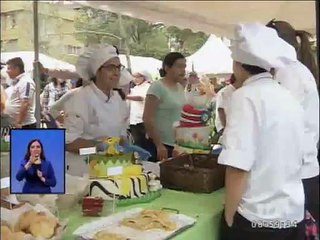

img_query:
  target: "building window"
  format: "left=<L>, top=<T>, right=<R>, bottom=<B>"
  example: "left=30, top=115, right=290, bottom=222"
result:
left=7, top=14, right=17, bottom=29
left=65, top=45, right=82, bottom=55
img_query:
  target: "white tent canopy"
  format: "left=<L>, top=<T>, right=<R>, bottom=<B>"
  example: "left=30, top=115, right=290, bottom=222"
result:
left=1, top=51, right=75, bottom=74
left=186, top=35, right=232, bottom=74
left=75, top=1, right=316, bottom=38
left=118, top=54, right=162, bottom=77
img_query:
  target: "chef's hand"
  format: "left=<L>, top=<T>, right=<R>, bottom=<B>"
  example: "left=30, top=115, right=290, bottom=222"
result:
left=224, top=211, right=234, bottom=227
left=156, top=144, right=168, bottom=162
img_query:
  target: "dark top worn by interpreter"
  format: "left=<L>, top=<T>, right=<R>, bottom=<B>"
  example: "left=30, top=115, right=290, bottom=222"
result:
left=16, top=159, right=56, bottom=193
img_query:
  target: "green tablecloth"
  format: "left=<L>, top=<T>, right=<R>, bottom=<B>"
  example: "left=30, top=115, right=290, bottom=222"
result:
left=60, top=189, right=224, bottom=240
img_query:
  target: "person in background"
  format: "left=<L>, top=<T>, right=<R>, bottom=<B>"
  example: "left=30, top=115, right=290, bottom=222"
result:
left=143, top=52, right=186, bottom=161
left=127, top=71, right=152, bottom=152
left=41, top=77, right=70, bottom=113
left=218, top=23, right=305, bottom=240
left=5, top=57, right=36, bottom=128
left=16, top=139, right=56, bottom=193
left=267, top=20, right=320, bottom=226
left=214, top=74, right=240, bottom=133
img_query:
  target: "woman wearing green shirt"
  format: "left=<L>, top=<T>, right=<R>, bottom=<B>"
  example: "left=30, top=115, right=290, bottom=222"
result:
left=143, top=52, right=186, bottom=161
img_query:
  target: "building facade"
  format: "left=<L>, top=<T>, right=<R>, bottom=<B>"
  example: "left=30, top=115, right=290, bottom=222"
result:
left=1, top=1, right=83, bottom=64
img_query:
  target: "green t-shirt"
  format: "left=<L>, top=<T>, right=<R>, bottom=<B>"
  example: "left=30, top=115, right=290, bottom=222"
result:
left=147, top=80, right=185, bottom=146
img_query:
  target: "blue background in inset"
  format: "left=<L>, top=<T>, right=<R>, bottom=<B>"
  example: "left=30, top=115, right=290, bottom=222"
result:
left=10, top=129, right=65, bottom=193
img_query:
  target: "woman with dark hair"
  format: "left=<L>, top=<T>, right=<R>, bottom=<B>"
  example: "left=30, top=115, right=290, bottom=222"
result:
left=267, top=20, right=320, bottom=224
left=143, top=52, right=186, bottom=161
left=16, top=139, right=56, bottom=193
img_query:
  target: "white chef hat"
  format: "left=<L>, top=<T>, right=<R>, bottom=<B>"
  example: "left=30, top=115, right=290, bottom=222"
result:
left=119, top=68, right=133, bottom=86
left=76, top=44, right=118, bottom=81
left=230, top=22, right=297, bottom=71
left=136, top=70, right=152, bottom=82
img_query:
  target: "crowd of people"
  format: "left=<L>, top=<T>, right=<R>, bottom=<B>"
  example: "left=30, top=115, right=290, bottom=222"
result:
left=0, top=19, right=319, bottom=240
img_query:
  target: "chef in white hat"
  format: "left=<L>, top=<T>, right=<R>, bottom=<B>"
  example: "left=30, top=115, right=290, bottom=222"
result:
left=61, top=44, right=129, bottom=154
left=218, top=23, right=305, bottom=240
left=126, top=70, right=152, bottom=149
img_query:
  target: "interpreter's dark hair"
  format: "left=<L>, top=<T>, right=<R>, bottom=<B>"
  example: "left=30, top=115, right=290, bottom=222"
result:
left=159, top=52, right=185, bottom=77
left=266, top=19, right=319, bottom=85
left=241, top=64, right=268, bottom=75
left=6, top=57, right=25, bottom=73
left=24, top=139, right=46, bottom=161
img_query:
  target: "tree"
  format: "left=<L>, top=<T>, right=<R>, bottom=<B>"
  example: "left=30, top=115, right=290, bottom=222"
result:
left=73, top=6, right=209, bottom=60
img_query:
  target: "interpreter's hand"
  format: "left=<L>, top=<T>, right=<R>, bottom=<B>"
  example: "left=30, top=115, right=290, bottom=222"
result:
left=37, top=170, right=45, bottom=182
left=157, top=144, right=168, bottom=162
left=24, top=156, right=35, bottom=170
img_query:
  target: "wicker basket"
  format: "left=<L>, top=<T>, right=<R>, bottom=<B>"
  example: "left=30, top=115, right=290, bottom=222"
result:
left=160, top=154, right=225, bottom=193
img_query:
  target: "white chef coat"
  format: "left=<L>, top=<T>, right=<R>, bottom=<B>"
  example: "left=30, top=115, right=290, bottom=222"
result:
left=4, top=73, right=36, bottom=126
left=218, top=72, right=305, bottom=225
left=129, top=81, right=150, bottom=125
left=214, top=84, right=236, bottom=132
left=275, top=61, right=320, bottom=179
left=63, top=82, right=129, bottom=143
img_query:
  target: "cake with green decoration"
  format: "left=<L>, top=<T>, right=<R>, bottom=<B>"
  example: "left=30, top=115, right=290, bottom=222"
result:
left=88, top=137, right=160, bottom=201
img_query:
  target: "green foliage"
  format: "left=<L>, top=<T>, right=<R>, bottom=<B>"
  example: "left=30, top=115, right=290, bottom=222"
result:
left=74, top=7, right=209, bottom=60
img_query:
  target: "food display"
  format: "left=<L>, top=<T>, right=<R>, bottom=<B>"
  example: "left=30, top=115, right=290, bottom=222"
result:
left=88, top=137, right=155, bottom=201
left=14, top=209, right=59, bottom=239
left=120, top=210, right=176, bottom=231
left=174, top=75, right=213, bottom=154
left=93, top=230, right=127, bottom=240
left=73, top=208, right=196, bottom=240
left=1, top=203, right=65, bottom=240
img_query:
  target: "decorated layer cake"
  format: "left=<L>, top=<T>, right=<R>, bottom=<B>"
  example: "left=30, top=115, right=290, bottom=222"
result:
left=88, top=137, right=158, bottom=201
left=174, top=74, right=213, bottom=154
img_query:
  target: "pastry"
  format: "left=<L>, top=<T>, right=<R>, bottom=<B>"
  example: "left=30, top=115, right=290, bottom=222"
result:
left=29, top=213, right=58, bottom=239
left=121, top=210, right=176, bottom=231
left=14, top=209, right=38, bottom=232
left=29, top=220, right=55, bottom=239
left=93, top=230, right=127, bottom=240
left=11, top=231, right=27, bottom=240
left=14, top=210, right=58, bottom=239
left=1, top=225, right=12, bottom=240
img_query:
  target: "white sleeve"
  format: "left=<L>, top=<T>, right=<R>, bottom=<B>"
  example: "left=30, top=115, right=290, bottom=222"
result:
left=275, top=67, right=304, bottom=102
left=49, top=89, right=78, bottom=118
left=64, top=112, right=86, bottom=144
left=218, top=91, right=258, bottom=171
left=62, top=93, right=87, bottom=144
left=18, top=80, right=35, bottom=99
left=215, top=90, right=225, bottom=109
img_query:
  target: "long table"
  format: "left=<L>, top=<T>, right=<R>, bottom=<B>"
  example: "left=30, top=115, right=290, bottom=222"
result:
left=60, top=188, right=224, bottom=240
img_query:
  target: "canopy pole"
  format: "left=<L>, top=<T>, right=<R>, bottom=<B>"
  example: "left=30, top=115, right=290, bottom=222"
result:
left=33, top=0, right=41, bottom=128
left=118, top=13, right=132, bottom=73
